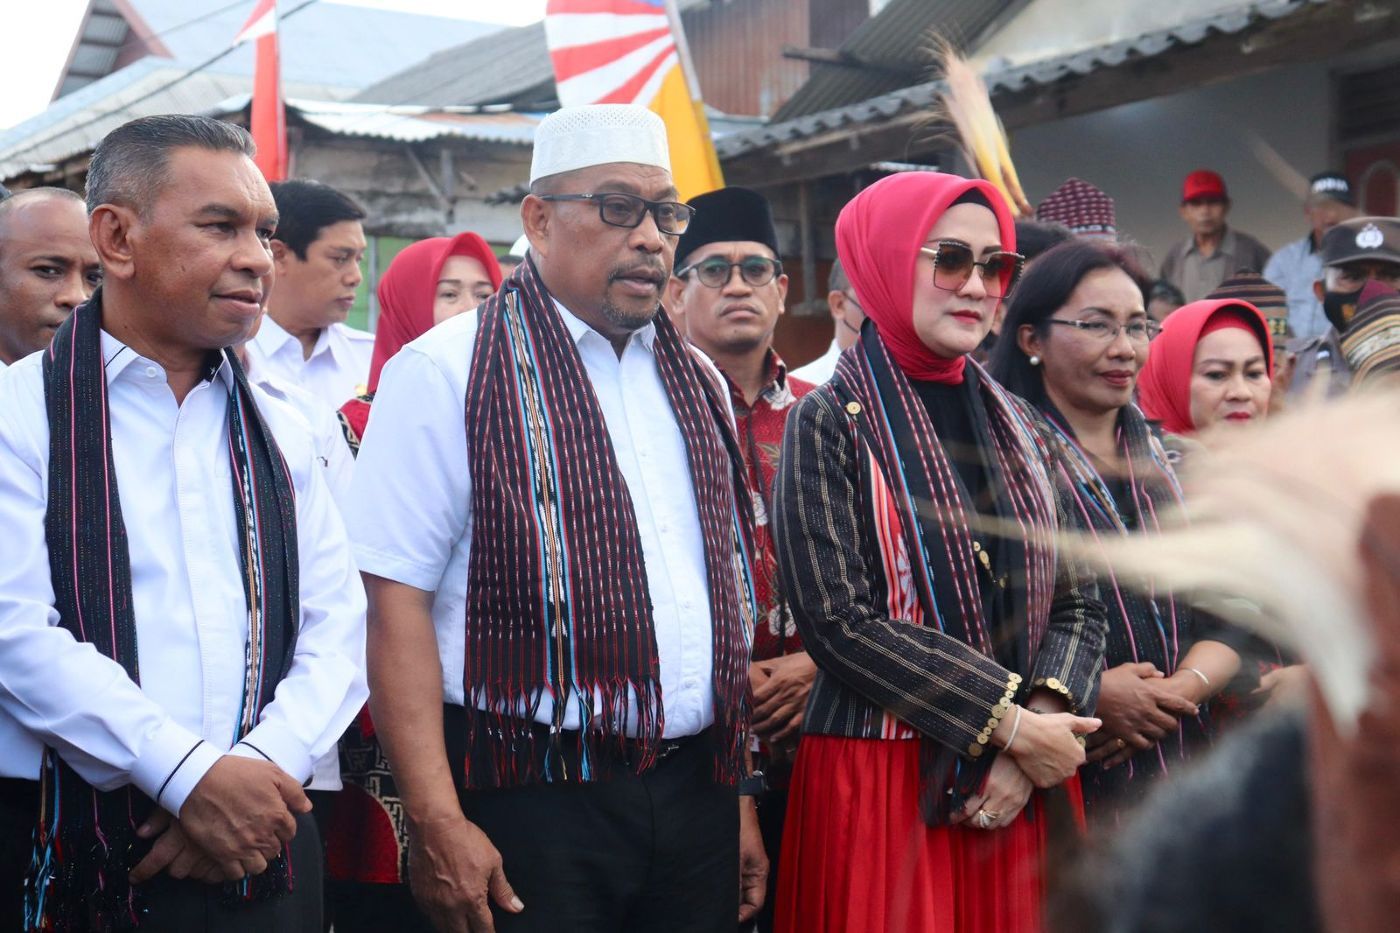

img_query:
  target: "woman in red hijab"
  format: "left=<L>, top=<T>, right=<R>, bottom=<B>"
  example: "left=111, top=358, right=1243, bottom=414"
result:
left=1136, top=300, right=1295, bottom=727
left=326, top=231, right=500, bottom=932
left=770, top=172, right=1108, bottom=933
left=1136, top=299, right=1273, bottom=441
left=338, top=231, right=502, bottom=450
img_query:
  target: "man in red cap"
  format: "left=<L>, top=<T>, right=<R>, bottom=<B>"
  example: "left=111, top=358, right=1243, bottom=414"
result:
left=1159, top=169, right=1271, bottom=302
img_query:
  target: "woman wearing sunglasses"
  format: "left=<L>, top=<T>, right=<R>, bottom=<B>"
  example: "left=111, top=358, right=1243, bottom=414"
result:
left=770, top=172, right=1107, bottom=933
left=988, top=240, right=1244, bottom=823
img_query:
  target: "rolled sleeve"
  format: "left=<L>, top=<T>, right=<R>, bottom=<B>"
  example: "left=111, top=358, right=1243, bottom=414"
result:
left=347, top=344, right=471, bottom=591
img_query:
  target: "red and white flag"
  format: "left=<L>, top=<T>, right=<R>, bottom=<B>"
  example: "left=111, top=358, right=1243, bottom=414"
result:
left=233, top=0, right=287, bottom=181
left=544, top=0, right=722, bottom=199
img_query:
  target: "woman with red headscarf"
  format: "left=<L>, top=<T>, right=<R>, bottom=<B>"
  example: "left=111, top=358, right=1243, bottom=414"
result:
left=326, top=231, right=501, bottom=932
left=770, top=172, right=1108, bottom=933
left=338, top=231, right=502, bottom=451
left=1136, top=300, right=1296, bottom=725
left=1136, top=299, right=1274, bottom=444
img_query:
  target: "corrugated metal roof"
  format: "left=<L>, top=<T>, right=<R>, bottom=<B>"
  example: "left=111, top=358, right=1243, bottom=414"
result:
left=353, top=0, right=712, bottom=109
left=0, top=59, right=346, bottom=181
left=281, top=99, right=542, bottom=145
left=718, top=0, right=1329, bottom=159
left=773, top=0, right=1019, bottom=121
left=354, top=21, right=554, bottom=108
left=57, top=0, right=500, bottom=100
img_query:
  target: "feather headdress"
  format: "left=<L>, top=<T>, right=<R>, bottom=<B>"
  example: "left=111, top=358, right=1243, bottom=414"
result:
left=932, top=40, right=1032, bottom=217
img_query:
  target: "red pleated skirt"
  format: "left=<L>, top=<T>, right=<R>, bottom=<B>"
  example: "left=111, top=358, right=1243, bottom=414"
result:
left=774, top=735, right=1081, bottom=933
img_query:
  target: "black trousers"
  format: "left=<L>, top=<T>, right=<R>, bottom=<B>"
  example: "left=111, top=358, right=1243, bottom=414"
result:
left=0, top=777, right=321, bottom=932
left=0, top=777, right=38, bottom=931
left=447, top=706, right=739, bottom=933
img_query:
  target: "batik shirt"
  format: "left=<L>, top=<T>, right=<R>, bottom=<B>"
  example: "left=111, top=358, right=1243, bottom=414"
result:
left=723, top=351, right=814, bottom=663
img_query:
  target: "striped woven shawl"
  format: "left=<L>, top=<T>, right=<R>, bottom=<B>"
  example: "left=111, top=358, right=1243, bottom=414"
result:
left=833, top=325, right=1059, bottom=820
left=30, top=294, right=300, bottom=931
left=461, top=258, right=756, bottom=788
left=1035, top=403, right=1207, bottom=815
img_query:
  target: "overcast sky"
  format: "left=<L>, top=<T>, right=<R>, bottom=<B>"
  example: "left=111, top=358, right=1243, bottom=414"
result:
left=0, top=0, right=549, bottom=130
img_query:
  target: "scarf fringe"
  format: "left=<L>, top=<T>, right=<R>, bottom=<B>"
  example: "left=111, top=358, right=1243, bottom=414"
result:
left=462, top=260, right=753, bottom=789
left=462, top=678, right=665, bottom=788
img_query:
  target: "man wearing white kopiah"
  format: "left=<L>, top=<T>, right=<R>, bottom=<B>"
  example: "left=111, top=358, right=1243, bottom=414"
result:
left=347, top=104, right=768, bottom=933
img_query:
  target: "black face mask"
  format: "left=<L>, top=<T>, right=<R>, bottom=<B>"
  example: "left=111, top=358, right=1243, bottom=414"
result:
left=1324, top=287, right=1363, bottom=332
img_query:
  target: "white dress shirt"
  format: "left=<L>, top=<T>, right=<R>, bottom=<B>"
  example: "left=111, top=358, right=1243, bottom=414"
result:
left=246, top=361, right=357, bottom=791
left=0, top=335, right=367, bottom=816
left=789, top=338, right=842, bottom=385
left=348, top=303, right=730, bottom=738
left=245, top=315, right=373, bottom=411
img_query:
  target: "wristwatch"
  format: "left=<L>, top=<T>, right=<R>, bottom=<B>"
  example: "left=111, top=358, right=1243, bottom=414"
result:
left=738, top=770, right=767, bottom=797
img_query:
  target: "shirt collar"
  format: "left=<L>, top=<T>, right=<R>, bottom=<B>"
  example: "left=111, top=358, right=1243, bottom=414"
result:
left=1186, top=227, right=1237, bottom=257
left=551, top=297, right=658, bottom=352
left=254, top=313, right=342, bottom=361
left=100, top=329, right=235, bottom=390
left=722, top=348, right=791, bottom=410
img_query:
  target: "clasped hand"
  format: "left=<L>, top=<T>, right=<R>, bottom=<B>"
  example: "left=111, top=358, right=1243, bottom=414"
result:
left=1087, top=662, right=1198, bottom=768
left=130, top=756, right=310, bottom=885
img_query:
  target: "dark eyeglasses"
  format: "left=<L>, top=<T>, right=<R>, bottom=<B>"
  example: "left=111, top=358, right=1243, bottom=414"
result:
left=1047, top=318, right=1160, bottom=345
left=538, top=192, right=695, bottom=236
left=919, top=242, right=1024, bottom=299
left=675, top=255, right=783, bottom=289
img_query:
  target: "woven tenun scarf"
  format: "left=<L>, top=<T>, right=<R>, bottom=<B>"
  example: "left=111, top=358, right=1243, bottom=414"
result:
left=1036, top=404, right=1206, bottom=813
left=834, top=325, right=1058, bottom=821
left=29, top=294, right=300, bottom=931
left=462, top=258, right=756, bottom=788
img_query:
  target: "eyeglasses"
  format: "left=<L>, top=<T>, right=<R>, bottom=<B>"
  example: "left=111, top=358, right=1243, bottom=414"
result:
left=1047, top=318, right=1160, bottom=344
left=919, top=243, right=1024, bottom=299
left=676, top=256, right=783, bottom=289
left=538, top=192, right=695, bottom=236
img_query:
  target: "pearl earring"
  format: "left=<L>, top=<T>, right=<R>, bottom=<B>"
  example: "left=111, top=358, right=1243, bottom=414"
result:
left=1028, top=355, right=1041, bottom=366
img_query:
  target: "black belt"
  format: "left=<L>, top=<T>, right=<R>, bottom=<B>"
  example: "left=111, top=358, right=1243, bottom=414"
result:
left=445, top=705, right=713, bottom=791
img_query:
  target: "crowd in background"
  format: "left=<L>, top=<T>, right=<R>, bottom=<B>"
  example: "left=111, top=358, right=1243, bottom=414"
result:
left=0, top=103, right=1398, bottom=933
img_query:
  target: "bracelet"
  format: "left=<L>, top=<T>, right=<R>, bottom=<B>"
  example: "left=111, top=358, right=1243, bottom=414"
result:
left=1003, top=705, right=1023, bottom=753
left=1184, top=667, right=1211, bottom=689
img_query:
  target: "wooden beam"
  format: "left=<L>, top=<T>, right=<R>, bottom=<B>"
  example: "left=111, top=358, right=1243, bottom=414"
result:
left=780, top=45, right=919, bottom=78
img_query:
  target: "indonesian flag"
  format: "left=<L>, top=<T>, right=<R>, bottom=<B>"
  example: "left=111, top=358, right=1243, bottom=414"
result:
left=233, top=0, right=287, bottom=181
left=544, top=0, right=723, bottom=200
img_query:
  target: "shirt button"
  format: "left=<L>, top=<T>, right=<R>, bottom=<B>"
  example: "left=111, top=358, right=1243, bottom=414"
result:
left=145, top=366, right=159, bottom=379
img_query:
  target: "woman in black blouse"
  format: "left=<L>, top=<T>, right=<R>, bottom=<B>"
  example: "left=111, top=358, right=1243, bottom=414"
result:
left=988, top=239, right=1243, bottom=821
left=771, top=172, right=1107, bottom=933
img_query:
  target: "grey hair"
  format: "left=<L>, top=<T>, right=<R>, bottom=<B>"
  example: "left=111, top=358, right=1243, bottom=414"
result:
left=85, top=114, right=255, bottom=215
left=827, top=258, right=849, bottom=294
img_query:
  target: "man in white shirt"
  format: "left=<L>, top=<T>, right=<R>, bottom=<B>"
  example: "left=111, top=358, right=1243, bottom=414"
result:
left=0, top=114, right=366, bottom=931
left=0, top=187, right=102, bottom=369
left=789, top=259, right=864, bottom=384
left=348, top=105, right=766, bottom=933
left=245, top=180, right=373, bottom=410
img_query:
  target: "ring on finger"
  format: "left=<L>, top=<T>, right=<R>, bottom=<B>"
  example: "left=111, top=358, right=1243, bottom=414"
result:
left=1116, top=737, right=1127, bottom=749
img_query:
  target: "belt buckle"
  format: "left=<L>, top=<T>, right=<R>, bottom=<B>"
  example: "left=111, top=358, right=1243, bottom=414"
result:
left=654, top=739, right=684, bottom=761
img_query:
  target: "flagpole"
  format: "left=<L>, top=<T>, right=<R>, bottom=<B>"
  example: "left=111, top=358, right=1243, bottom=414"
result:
left=663, top=0, right=704, bottom=102
left=661, top=0, right=723, bottom=193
